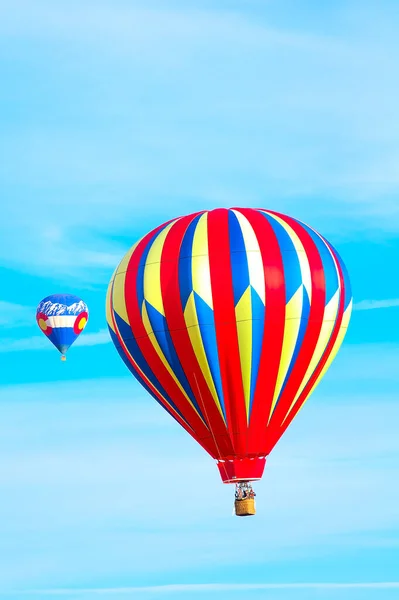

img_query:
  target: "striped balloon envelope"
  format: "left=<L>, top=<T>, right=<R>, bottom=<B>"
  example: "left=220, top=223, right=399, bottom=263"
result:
left=106, top=208, right=352, bottom=491
left=36, top=294, right=89, bottom=360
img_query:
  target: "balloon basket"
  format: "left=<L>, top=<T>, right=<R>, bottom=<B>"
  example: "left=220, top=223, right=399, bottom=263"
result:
left=234, top=482, right=256, bottom=516
left=60, top=355, right=66, bottom=362
left=234, top=498, right=256, bottom=517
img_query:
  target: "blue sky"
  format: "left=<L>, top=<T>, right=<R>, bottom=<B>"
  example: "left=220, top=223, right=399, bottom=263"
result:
left=0, top=0, right=399, bottom=598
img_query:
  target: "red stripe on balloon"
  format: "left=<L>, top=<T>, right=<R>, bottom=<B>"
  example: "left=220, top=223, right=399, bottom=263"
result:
left=234, top=207, right=286, bottom=456
left=123, top=220, right=215, bottom=453
left=270, top=241, right=346, bottom=449
left=264, top=211, right=326, bottom=451
left=207, top=208, right=247, bottom=456
left=160, top=212, right=233, bottom=459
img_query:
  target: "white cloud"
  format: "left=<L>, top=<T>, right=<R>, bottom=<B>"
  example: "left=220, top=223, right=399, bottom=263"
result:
left=0, top=336, right=48, bottom=352
left=0, top=1, right=340, bottom=53
left=6, top=582, right=399, bottom=595
left=75, top=328, right=110, bottom=346
left=0, top=372, right=398, bottom=589
left=353, top=299, right=399, bottom=311
left=1, top=1, right=399, bottom=278
left=0, top=329, right=110, bottom=353
left=0, top=301, right=33, bottom=328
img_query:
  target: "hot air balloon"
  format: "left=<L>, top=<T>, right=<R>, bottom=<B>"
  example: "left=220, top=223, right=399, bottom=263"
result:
left=36, top=294, right=89, bottom=361
left=106, top=208, right=352, bottom=516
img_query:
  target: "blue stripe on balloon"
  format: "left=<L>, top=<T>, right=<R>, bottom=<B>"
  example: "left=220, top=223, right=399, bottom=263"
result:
left=274, top=286, right=310, bottom=411
left=228, top=210, right=249, bottom=305
left=195, top=292, right=226, bottom=419
left=281, top=250, right=303, bottom=304
left=249, top=287, right=264, bottom=416
left=299, top=223, right=339, bottom=306
left=145, top=300, right=167, bottom=335
left=260, top=213, right=301, bottom=304
left=108, top=326, right=189, bottom=426
left=329, top=243, right=352, bottom=310
left=179, top=214, right=202, bottom=309
left=113, top=311, right=183, bottom=418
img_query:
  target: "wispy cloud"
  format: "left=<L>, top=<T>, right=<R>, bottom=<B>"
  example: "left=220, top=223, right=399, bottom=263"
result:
left=5, top=582, right=399, bottom=595
left=0, top=372, right=398, bottom=589
left=0, top=301, right=33, bottom=328
left=75, top=328, right=110, bottom=346
left=2, top=1, right=399, bottom=278
left=0, top=329, right=110, bottom=353
left=0, top=1, right=341, bottom=52
left=354, top=299, right=399, bottom=311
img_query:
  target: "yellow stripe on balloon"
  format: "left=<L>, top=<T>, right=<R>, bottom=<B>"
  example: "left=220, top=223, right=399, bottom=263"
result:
left=281, top=237, right=343, bottom=420
left=264, top=211, right=312, bottom=302
left=105, top=278, right=116, bottom=333
left=184, top=292, right=225, bottom=421
left=106, top=236, right=147, bottom=331
left=304, top=299, right=352, bottom=399
left=282, top=298, right=352, bottom=425
left=283, top=289, right=341, bottom=422
left=112, top=271, right=131, bottom=326
left=142, top=298, right=205, bottom=422
left=268, top=284, right=303, bottom=422
left=191, top=213, right=213, bottom=309
left=232, top=210, right=265, bottom=305
left=235, top=286, right=252, bottom=420
left=143, top=222, right=176, bottom=317
left=183, top=290, right=198, bottom=330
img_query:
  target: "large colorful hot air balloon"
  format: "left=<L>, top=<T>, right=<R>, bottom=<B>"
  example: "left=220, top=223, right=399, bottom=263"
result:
left=106, top=208, right=352, bottom=515
left=36, top=294, right=89, bottom=361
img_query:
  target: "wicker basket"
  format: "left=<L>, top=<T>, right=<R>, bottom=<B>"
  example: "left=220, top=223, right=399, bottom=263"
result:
left=234, top=498, right=256, bottom=516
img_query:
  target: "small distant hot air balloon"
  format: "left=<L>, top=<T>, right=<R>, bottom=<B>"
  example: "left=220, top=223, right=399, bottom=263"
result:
left=106, top=208, right=352, bottom=516
left=36, top=293, right=89, bottom=361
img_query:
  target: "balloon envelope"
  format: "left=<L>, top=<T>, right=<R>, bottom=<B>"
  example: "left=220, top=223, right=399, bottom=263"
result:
left=36, top=293, right=89, bottom=356
left=106, top=208, right=352, bottom=483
